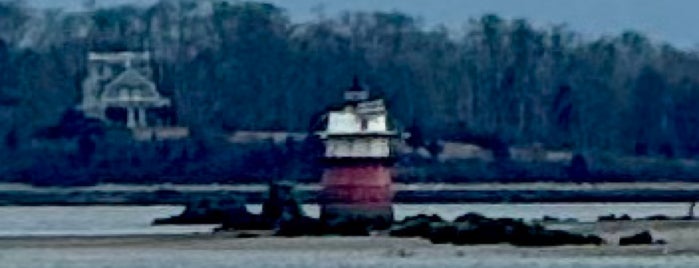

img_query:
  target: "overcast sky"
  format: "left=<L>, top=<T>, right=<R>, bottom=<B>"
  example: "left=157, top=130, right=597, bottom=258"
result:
left=25, top=0, right=699, bottom=48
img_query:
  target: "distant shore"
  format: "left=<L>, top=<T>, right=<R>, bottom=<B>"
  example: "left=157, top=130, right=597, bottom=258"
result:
left=3, top=183, right=699, bottom=205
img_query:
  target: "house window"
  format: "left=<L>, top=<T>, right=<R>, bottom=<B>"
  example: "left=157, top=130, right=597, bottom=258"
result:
left=119, top=88, right=130, bottom=100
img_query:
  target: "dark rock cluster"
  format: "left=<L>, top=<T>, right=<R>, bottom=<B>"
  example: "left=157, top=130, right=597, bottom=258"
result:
left=619, top=231, right=666, bottom=246
left=154, top=182, right=393, bottom=236
left=153, top=197, right=255, bottom=225
left=154, top=183, right=612, bottom=247
left=598, top=214, right=695, bottom=222
left=390, top=213, right=604, bottom=246
left=598, top=214, right=633, bottom=222
left=154, top=182, right=300, bottom=230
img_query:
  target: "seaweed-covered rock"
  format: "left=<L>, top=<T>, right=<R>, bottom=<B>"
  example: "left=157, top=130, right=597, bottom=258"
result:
left=618, top=214, right=632, bottom=221
left=542, top=216, right=561, bottom=222
left=153, top=198, right=249, bottom=225
left=598, top=214, right=633, bottom=222
left=276, top=213, right=383, bottom=237
left=452, top=218, right=531, bottom=245
left=454, top=213, right=488, bottom=224
left=645, top=215, right=671, bottom=221
left=619, top=231, right=654, bottom=246
left=397, top=212, right=604, bottom=246
left=275, top=216, right=325, bottom=237
left=390, top=214, right=444, bottom=238
left=219, top=182, right=310, bottom=232
left=511, top=227, right=603, bottom=246
left=427, top=222, right=458, bottom=244
left=262, top=182, right=304, bottom=223
left=219, top=211, right=271, bottom=231
left=399, top=214, right=445, bottom=224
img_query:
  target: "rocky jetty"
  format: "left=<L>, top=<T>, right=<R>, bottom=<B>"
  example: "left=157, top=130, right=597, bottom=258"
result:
left=153, top=198, right=254, bottom=225
left=154, top=183, right=607, bottom=247
left=219, top=182, right=305, bottom=231
left=154, top=182, right=304, bottom=229
left=183, top=184, right=397, bottom=237
left=390, top=213, right=604, bottom=246
left=390, top=214, right=445, bottom=238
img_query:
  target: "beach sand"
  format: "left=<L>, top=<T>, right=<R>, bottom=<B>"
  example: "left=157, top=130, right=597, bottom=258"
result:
left=3, top=228, right=699, bottom=268
left=0, top=223, right=691, bottom=256
left=3, top=220, right=699, bottom=268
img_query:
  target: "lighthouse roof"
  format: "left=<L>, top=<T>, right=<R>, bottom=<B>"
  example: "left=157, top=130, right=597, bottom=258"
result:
left=344, top=76, right=370, bottom=102
left=347, top=76, right=366, bottom=92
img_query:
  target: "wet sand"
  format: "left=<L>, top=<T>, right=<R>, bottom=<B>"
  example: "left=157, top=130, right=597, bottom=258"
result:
left=4, top=224, right=699, bottom=268
left=3, top=220, right=699, bottom=256
left=0, top=234, right=677, bottom=257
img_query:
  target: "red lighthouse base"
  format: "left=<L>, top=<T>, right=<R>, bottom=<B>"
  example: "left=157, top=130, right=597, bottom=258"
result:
left=320, top=163, right=394, bottom=229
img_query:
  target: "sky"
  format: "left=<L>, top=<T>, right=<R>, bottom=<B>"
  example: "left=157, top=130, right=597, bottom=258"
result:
left=24, top=0, right=699, bottom=48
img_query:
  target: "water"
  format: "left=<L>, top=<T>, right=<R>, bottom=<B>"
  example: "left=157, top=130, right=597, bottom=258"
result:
left=252, top=203, right=693, bottom=222
left=0, top=206, right=215, bottom=236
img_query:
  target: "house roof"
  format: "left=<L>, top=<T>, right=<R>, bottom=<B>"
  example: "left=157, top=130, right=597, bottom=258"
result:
left=104, top=69, right=155, bottom=91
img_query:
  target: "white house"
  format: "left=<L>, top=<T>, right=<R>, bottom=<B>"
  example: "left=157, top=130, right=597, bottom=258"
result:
left=79, top=51, right=172, bottom=128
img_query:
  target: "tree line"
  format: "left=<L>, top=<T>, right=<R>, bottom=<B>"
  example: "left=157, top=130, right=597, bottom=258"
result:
left=1, top=1, right=699, bottom=184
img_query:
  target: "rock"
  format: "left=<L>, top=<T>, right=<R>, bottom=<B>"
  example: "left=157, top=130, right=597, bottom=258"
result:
left=221, top=182, right=307, bottom=231
left=262, top=182, right=304, bottom=223
left=427, top=222, right=457, bottom=244
left=562, top=218, right=579, bottom=223
left=654, top=239, right=667, bottom=245
left=153, top=198, right=249, bottom=225
left=453, top=218, right=531, bottom=245
left=275, top=216, right=325, bottom=237
left=323, top=215, right=375, bottom=236
left=219, top=211, right=271, bottom=231
left=645, top=215, right=671, bottom=221
left=390, top=214, right=444, bottom=238
left=417, top=213, right=604, bottom=246
left=542, top=215, right=561, bottom=222
left=275, top=214, right=385, bottom=237
left=512, top=227, right=603, bottom=247
left=619, top=231, right=654, bottom=246
left=598, top=214, right=633, bottom=222
left=400, top=214, right=445, bottom=224
left=453, top=213, right=488, bottom=224
left=598, top=214, right=616, bottom=222
left=679, top=215, right=695, bottom=221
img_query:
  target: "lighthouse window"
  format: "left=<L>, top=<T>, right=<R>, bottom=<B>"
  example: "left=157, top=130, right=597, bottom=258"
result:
left=361, top=119, right=368, bottom=131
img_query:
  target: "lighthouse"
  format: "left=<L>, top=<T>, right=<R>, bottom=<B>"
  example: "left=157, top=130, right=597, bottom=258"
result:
left=316, top=77, right=397, bottom=228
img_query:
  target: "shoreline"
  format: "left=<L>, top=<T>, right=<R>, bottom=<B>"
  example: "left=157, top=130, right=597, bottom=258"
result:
left=3, top=183, right=699, bottom=205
